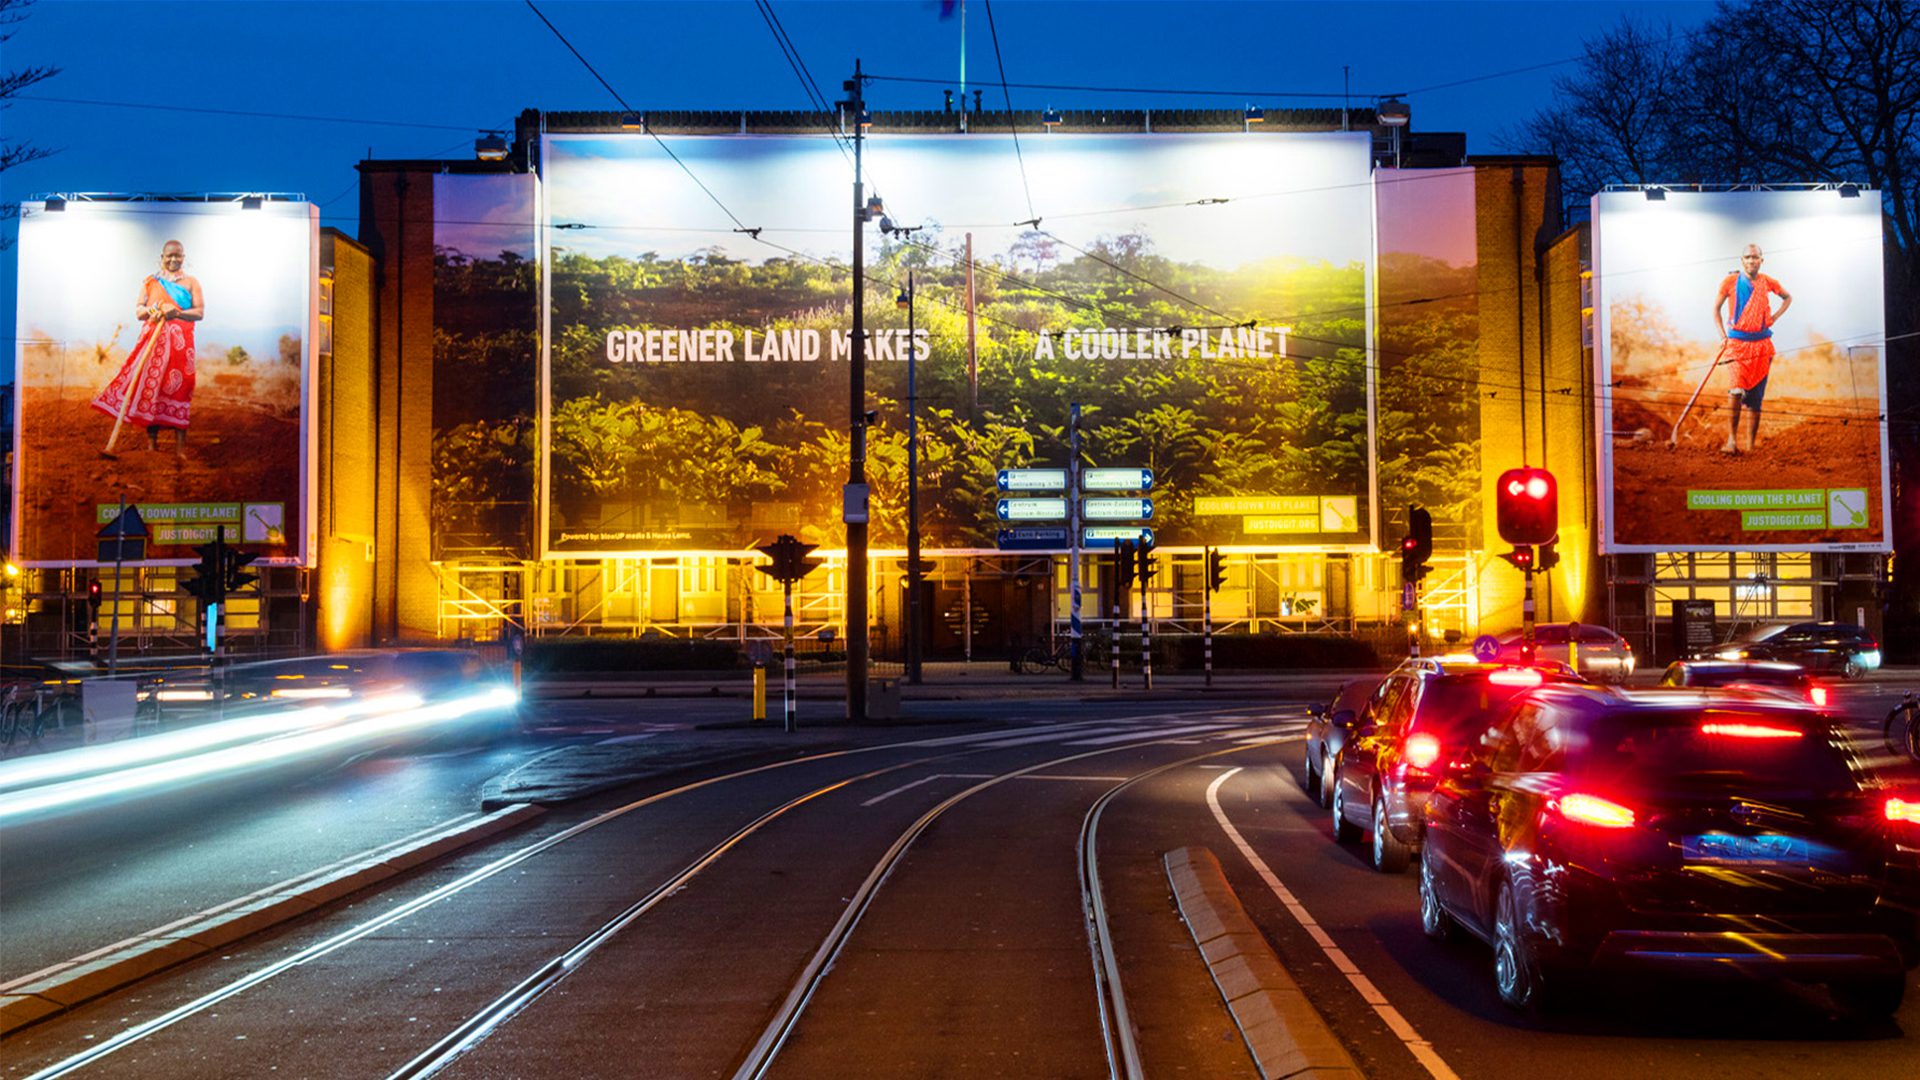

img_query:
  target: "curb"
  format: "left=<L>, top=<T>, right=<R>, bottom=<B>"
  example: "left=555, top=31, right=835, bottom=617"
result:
left=1164, top=846, right=1364, bottom=1080
left=0, top=803, right=544, bottom=1039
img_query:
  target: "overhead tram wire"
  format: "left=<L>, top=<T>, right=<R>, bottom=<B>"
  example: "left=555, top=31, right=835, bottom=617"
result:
left=864, top=73, right=1366, bottom=100
left=980, top=0, right=1039, bottom=226
left=523, top=0, right=753, bottom=233
left=753, top=0, right=858, bottom=172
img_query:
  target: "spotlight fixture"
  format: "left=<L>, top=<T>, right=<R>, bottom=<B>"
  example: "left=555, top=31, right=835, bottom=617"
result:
left=1244, top=105, right=1265, bottom=124
left=865, top=195, right=886, bottom=221
left=619, top=112, right=645, bottom=131
left=1375, top=97, right=1410, bottom=127
left=240, top=195, right=264, bottom=210
left=44, top=196, right=65, bottom=212
left=1645, top=188, right=1666, bottom=202
left=1839, top=183, right=1861, bottom=198
left=474, top=132, right=509, bottom=162
left=1042, top=107, right=1063, bottom=129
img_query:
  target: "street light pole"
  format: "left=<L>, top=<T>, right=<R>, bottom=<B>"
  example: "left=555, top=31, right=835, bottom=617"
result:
left=901, top=269, right=924, bottom=685
left=845, top=61, right=871, bottom=721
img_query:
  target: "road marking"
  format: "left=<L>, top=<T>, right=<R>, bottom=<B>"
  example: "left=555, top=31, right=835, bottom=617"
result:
left=1205, top=767, right=1462, bottom=1080
left=861, top=771, right=1136, bottom=806
left=1065, top=722, right=1241, bottom=746
left=594, top=733, right=660, bottom=746
left=859, top=774, right=951, bottom=807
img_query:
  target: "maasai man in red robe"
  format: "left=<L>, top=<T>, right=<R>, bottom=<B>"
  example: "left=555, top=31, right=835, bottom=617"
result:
left=1712, top=243, right=1792, bottom=454
left=93, top=239, right=204, bottom=452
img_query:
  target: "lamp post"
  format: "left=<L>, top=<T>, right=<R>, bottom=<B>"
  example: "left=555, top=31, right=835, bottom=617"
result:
left=895, top=267, right=923, bottom=684
left=844, top=62, right=875, bottom=721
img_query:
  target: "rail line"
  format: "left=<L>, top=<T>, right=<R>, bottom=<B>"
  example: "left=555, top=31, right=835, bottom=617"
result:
left=20, top=705, right=1267, bottom=1079
left=729, top=732, right=1293, bottom=1080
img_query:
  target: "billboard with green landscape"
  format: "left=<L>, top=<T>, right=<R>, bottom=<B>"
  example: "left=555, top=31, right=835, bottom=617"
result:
left=538, top=132, right=1379, bottom=553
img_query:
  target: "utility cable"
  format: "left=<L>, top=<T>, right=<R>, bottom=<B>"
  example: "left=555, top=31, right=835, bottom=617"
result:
left=980, top=0, right=1038, bottom=225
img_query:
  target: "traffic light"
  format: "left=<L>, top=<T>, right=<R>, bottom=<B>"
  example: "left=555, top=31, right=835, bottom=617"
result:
left=1536, top=535, right=1560, bottom=573
left=1205, top=547, right=1227, bottom=594
left=754, top=534, right=820, bottom=585
left=87, top=579, right=104, bottom=610
left=1113, top=541, right=1138, bottom=589
left=1497, top=545, right=1535, bottom=571
left=1136, top=536, right=1157, bottom=586
left=1401, top=505, right=1433, bottom=584
left=1496, top=467, right=1558, bottom=545
left=181, top=541, right=224, bottom=608
left=224, top=550, right=260, bottom=593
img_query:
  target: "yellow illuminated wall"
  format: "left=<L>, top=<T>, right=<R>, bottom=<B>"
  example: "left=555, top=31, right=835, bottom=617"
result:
left=316, top=231, right=376, bottom=649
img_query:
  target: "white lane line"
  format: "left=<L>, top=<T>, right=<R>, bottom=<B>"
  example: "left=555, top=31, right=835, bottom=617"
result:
left=1204, top=767, right=1462, bottom=1080
left=1066, top=722, right=1240, bottom=746
left=859, top=774, right=951, bottom=807
left=595, top=733, right=660, bottom=746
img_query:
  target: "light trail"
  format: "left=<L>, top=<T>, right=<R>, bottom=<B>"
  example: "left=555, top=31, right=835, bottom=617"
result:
left=0, top=688, right=513, bottom=824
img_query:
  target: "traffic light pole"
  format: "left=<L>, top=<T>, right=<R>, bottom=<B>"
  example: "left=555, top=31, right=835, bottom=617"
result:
left=1203, top=556, right=1213, bottom=688
left=1522, top=564, right=1536, bottom=664
left=783, top=580, right=797, bottom=733
left=1139, top=549, right=1153, bottom=692
left=107, top=496, right=125, bottom=676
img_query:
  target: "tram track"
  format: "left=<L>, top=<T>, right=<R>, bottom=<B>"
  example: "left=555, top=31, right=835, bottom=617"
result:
left=18, top=706, right=1270, bottom=1079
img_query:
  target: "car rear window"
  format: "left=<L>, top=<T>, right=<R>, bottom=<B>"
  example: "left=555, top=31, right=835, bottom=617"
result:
left=1580, top=709, right=1855, bottom=797
left=1410, top=678, right=1543, bottom=736
left=1575, top=626, right=1617, bottom=644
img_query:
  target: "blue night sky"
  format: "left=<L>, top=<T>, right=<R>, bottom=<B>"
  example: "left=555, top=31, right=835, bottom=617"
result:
left=3, top=0, right=1714, bottom=354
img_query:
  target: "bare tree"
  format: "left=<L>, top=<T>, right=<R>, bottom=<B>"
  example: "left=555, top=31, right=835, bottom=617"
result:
left=1, top=0, right=60, bottom=247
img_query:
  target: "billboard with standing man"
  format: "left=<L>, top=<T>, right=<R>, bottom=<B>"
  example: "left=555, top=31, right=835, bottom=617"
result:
left=1593, top=189, right=1890, bottom=552
left=12, top=199, right=316, bottom=565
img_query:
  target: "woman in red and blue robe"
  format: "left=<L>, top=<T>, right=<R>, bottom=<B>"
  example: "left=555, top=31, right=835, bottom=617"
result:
left=93, top=239, right=204, bottom=451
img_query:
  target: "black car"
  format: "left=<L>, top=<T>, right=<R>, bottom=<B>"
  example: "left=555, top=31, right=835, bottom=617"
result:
left=1420, top=685, right=1919, bottom=1014
left=1658, top=659, right=1828, bottom=707
left=1331, top=659, right=1582, bottom=873
left=1713, top=621, right=1881, bottom=679
left=1304, top=677, right=1382, bottom=808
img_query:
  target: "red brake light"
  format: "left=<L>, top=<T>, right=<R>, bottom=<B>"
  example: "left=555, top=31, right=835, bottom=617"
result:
left=1405, top=731, right=1442, bottom=770
left=1555, top=792, right=1636, bottom=829
left=1488, top=667, right=1543, bottom=687
left=1700, top=722, right=1803, bottom=740
left=1886, top=797, right=1920, bottom=825
left=1808, top=685, right=1829, bottom=707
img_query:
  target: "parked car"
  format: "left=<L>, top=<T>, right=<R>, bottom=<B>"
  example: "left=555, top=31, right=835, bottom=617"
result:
left=1713, top=621, right=1881, bottom=678
left=1496, top=623, right=1635, bottom=683
left=1330, top=658, right=1584, bottom=872
left=1304, top=676, right=1382, bottom=808
left=1657, top=659, right=1827, bottom=706
left=1420, top=684, right=1919, bottom=1014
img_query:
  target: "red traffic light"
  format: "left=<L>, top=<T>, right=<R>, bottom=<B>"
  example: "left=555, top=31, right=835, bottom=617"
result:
left=1497, top=545, right=1535, bottom=570
left=1496, top=467, right=1558, bottom=545
left=87, top=580, right=104, bottom=607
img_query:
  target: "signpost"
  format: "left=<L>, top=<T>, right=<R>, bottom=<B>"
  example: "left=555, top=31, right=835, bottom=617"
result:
left=996, top=497, right=1068, bottom=522
left=996, top=527, right=1071, bottom=551
left=1082, top=497, right=1154, bottom=521
left=754, top=535, right=819, bottom=732
left=1081, top=467, right=1154, bottom=491
left=1067, top=405, right=1084, bottom=682
left=997, top=468, right=1068, bottom=491
left=95, top=500, right=149, bottom=676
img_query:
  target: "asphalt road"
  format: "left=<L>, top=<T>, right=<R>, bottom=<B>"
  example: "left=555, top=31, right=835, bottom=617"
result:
left=4, top=676, right=1919, bottom=1079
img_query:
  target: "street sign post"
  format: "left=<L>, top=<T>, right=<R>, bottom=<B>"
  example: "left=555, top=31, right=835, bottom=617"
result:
left=996, top=527, right=1071, bottom=551
left=96, top=500, right=149, bottom=675
left=1080, top=526, right=1153, bottom=549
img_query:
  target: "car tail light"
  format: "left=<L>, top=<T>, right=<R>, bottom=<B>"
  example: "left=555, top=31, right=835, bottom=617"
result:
left=1553, top=792, right=1636, bottom=829
left=1404, top=731, right=1442, bottom=770
left=1808, top=685, right=1829, bottom=707
left=1886, top=797, right=1920, bottom=826
left=1700, top=721, right=1803, bottom=740
left=1488, top=667, right=1544, bottom=687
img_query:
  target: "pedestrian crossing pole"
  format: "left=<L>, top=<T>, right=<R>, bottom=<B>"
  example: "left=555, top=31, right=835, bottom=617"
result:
left=1138, top=539, right=1155, bottom=691
left=783, top=584, right=796, bottom=732
left=754, top=535, right=818, bottom=734
left=1110, top=600, right=1120, bottom=688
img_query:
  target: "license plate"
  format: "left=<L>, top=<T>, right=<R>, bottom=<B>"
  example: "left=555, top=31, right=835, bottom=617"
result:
left=1683, top=833, right=1810, bottom=865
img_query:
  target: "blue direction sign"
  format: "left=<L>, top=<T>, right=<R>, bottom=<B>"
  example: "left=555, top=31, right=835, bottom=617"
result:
left=1081, top=527, right=1153, bottom=550
left=1081, top=467, right=1154, bottom=492
left=997, top=527, right=1070, bottom=551
left=1082, top=497, right=1153, bottom=521
left=997, top=468, right=1067, bottom=492
left=1472, top=634, right=1503, bottom=662
left=997, top=497, right=1068, bottom=521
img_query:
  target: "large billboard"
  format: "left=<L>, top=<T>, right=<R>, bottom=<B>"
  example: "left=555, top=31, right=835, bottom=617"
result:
left=1594, top=189, right=1890, bottom=552
left=540, top=132, right=1377, bottom=554
left=13, top=200, right=317, bottom=565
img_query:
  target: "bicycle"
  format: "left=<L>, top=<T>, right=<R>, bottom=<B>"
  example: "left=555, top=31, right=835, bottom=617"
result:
left=1018, top=631, right=1111, bottom=675
left=0, top=686, right=56, bottom=751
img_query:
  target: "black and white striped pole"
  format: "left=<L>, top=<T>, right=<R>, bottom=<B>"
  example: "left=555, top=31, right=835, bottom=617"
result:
left=1204, top=547, right=1225, bottom=688
left=755, top=535, right=819, bottom=734
left=1138, top=537, right=1156, bottom=691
